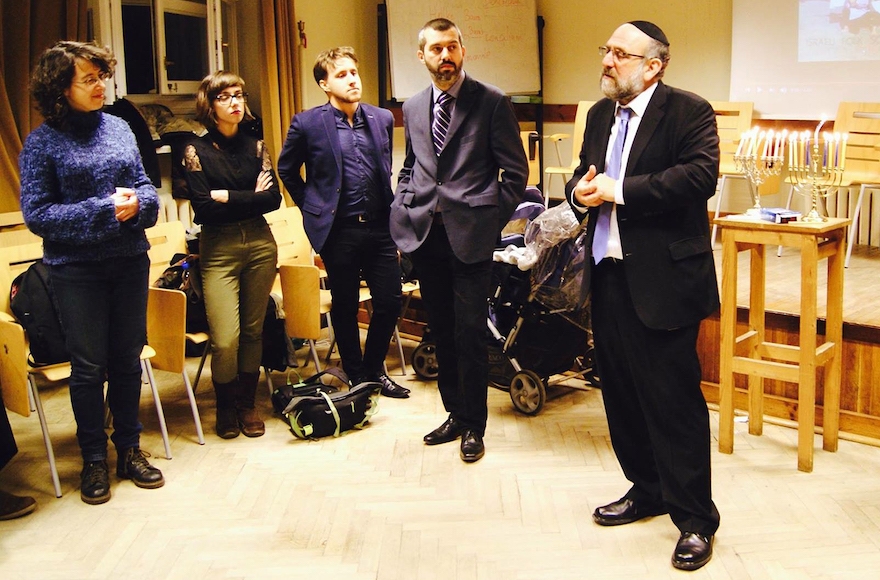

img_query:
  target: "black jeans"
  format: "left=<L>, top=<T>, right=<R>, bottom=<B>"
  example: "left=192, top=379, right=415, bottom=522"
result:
left=410, top=224, right=492, bottom=434
left=321, top=220, right=402, bottom=379
left=49, top=254, right=149, bottom=462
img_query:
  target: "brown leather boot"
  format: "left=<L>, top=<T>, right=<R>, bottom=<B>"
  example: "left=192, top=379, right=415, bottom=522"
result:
left=213, top=379, right=240, bottom=439
left=236, top=371, right=265, bottom=437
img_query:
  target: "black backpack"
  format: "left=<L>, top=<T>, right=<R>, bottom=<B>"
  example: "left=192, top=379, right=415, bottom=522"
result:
left=261, top=292, right=298, bottom=372
left=9, top=261, right=70, bottom=367
left=153, top=253, right=208, bottom=334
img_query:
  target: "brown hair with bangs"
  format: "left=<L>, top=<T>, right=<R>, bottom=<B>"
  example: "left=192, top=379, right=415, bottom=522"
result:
left=194, top=71, right=254, bottom=129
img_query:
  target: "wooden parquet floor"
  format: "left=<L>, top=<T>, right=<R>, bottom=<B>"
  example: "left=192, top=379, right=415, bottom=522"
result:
left=3, top=338, right=880, bottom=580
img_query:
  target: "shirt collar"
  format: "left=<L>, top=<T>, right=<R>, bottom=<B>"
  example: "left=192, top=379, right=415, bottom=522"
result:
left=617, top=81, right=658, bottom=119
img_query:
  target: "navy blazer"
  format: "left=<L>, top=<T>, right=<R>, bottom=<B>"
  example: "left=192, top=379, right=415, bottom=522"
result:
left=277, top=102, right=395, bottom=253
left=391, top=75, right=529, bottom=264
left=565, top=82, right=721, bottom=330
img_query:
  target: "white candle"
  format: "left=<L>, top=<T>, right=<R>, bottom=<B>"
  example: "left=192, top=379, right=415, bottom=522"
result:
left=814, top=115, right=826, bottom=146
left=735, top=132, right=746, bottom=157
left=763, top=130, right=773, bottom=159
left=748, top=127, right=759, bottom=156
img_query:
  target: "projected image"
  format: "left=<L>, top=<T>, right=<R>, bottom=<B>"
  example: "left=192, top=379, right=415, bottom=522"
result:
left=799, top=0, right=880, bottom=61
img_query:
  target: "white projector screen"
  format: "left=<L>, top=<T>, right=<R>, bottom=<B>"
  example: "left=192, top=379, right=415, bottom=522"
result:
left=731, top=0, right=880, bottom=120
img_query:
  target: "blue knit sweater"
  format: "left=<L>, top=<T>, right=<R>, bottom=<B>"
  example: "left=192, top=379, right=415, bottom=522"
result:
left=19, top=112, right=159, bottom=265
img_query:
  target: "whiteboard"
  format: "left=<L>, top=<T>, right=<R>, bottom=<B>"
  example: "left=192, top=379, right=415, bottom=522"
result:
left=385, top=0, right=541, bottom=100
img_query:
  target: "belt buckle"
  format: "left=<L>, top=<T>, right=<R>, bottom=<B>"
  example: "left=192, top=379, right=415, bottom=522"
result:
left=357, top=214, right=368, bottom=223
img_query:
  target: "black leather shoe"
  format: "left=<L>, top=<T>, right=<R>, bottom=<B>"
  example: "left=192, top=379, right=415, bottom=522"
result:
left=460, top=429, right=485, bottom=463
left=423, top=416, right=464, bottom=445
left=117, top=448, right=165, bottom=489
left=672, top=531, right=714, bottom=571
left=80, top=460, right=111, bottom=505
left=592, top=497, right=667, bottom=526
left=377, top=373, right=410, bottom=398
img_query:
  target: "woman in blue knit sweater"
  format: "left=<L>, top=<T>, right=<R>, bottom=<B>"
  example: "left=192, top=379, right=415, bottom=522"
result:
left=19, top=41, right=164, bottom=505
left=183, top=72, right=281, bottom=439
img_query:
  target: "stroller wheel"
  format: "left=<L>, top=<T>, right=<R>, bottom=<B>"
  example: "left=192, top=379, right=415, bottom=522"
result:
left=509, top=370, right=546, bottom=415
left=412, top=341, right=439, bottom=380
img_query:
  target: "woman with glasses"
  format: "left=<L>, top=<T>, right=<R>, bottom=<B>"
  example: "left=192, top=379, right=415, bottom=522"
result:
left=19, top=41, right=163, bottom=505
left=183, top=71, right=281, bottom=439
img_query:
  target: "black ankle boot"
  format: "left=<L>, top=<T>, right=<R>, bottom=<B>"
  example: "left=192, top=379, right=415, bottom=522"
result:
left=117, top=447, right=165, bottom=489
left=236, top=371, right=265, bottom=438
left=80, top=460, right=111, bottom=505
left=213, top=379, right=241, bottom=439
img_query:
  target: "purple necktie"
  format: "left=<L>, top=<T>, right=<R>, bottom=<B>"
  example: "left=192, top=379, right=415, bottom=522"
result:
left=592, top=107, right=632, bottom=264
left=432, top=92, right=453, bottom=155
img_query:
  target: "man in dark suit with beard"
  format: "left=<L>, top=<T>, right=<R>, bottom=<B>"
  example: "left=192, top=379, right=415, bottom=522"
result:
left=390, top=18, right=528, bottom=463
left=566, top=21, right=721, bottom=571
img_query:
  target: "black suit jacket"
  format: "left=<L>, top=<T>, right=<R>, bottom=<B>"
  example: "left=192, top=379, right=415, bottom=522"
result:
left=391, top=75, right=528, bottom=264
left=565, top=82, right=720, bottom=330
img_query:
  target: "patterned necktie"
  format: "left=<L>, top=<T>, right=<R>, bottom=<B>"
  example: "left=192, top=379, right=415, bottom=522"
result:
left=432, top=92, right=453, bottom=155
left=592, top=106, right=632, bottom=264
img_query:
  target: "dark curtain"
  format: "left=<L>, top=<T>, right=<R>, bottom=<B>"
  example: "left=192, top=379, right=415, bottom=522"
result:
left=0, top=0, right=88, bottom=212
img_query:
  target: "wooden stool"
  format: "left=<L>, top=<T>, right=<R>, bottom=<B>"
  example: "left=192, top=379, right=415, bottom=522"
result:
left=715, top=216, right=849, bottom=472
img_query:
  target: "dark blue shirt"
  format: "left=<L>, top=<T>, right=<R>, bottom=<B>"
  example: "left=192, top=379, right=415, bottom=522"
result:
left=333, top=106, right=382, bottom=219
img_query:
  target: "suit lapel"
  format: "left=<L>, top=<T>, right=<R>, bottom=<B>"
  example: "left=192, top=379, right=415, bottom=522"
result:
left=626, top=82, right=666, bottom=175
left=320, top=104, right=343, bottom=173
left=442, top=76, right=474, bottom=151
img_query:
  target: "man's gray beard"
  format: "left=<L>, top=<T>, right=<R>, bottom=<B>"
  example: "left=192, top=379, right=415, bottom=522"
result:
left=600, top=69, right=645, bottom=102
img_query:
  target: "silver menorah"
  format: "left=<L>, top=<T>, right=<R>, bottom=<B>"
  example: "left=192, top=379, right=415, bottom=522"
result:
left=734, top=128, right=786, bottom=217
left=787, top=119, right=847, bottom=223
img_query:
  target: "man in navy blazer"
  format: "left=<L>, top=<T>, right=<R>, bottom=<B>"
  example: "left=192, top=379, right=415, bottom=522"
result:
left=278, top=47, right=409, bottom=398
left=565, top=22, right=721, bottom=571
left=390, top=18, right=528, bottom=462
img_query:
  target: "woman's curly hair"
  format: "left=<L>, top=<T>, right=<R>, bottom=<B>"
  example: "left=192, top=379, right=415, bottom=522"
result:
left=30, top=41, right=116, bottom=127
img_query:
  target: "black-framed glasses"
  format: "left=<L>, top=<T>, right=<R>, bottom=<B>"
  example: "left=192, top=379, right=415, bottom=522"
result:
left=215, top=92, right=248, bottom=104
left=599, top=46, right=646, bottom=62
left=74, top=72, right=110, bottom=88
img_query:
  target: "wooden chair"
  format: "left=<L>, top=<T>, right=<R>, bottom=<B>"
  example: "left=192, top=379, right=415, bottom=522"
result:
left=709, top=101, right=754, bottom=247
left=145, top=287, right=205, bottom=445
left=265, top=205, right=315, bottom=268
left=145, top=221, right=211, bottom=389
left=543, top=101, right=595, bottom=207
left=779, top=102, right=880, bottom=267
left=278, top=263, right=332, bottom=372
left=0, top=240, right=172, bottom=497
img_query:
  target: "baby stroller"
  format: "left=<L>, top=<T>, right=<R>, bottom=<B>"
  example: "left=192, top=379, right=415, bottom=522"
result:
left=409, top=187, right=545, bottom=382
left=487, top=201, right=598, bottom=415
left=410, top=191, right=598, bottom=415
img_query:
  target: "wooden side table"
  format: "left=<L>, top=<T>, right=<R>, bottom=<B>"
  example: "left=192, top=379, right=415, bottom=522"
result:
left=714, top=216, right=849, bottom=472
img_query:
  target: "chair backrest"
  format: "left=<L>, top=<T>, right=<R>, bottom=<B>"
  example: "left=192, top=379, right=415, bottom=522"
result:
left=834, top=102, right=880, bottom=185
left=710, top=101, right=754, bottom=176
left=145, top=220, right=188, bottom=283
left=520, top=130, right=540, bottom=185
left=278, top=263, right=322, bottom=339
left=146, top=286, right=187, bottom=373
left=567, top=101, right=595, bottom=170
left=265, top=205, right=314, bottom=266
left=0, top=318, right=30, bottom=417
left=0, top=211, right=25, bottom=230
